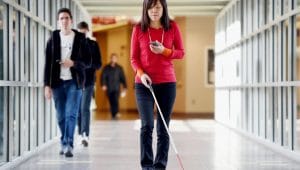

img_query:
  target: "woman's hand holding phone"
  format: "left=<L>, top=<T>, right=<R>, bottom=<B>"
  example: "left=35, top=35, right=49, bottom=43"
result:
left=149, top=40, right=164, bottom=54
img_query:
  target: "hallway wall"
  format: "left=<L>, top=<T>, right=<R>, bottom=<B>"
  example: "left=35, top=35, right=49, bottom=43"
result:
left=94, top=25, right=134, bottom=111
left=172, top=17, right=187, bottom=113
left=93, top=32, right=108, bottom=111
left=185, top=16, right=215, bottom=114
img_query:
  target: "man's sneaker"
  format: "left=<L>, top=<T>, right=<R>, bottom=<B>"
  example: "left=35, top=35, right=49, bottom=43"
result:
left=82, top=139, right=88, bottom=147
left=77, top=135, right=84, bottom=145
left=81, top=134, right=88, bottom=147
left=59, top=149, right=64, bottom=155
left=59, top=145, right=67, bottom=155
left=65, top=146, right=73, bottom=157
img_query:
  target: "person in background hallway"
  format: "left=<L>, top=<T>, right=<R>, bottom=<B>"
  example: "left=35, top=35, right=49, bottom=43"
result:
left=130, top=0, right=184, bottom=169
left=44, top=8, right=89, bottom=157
left=77, top=21, right=102, bottom=147
left=101, top=53, right=127, bottom=120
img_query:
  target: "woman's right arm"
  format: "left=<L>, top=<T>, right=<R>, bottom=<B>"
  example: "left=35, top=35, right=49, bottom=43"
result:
left=130, top=26, right=144, bottom=77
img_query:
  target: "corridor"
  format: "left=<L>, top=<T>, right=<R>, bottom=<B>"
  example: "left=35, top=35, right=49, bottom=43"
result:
left=2, top=0, right=300, bottom=169
left=11, top=119, right=300, bottom=170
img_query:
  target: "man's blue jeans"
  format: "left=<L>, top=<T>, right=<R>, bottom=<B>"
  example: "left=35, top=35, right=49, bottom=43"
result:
left=52, top=80, right=82, bottom=148
left=135, top=83, right=176, bottom=170
left=78, top=85, right=94, bottom=136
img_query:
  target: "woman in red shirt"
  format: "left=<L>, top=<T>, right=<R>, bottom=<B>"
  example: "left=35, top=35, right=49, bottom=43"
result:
left=130, top=0, right=184, bottom=169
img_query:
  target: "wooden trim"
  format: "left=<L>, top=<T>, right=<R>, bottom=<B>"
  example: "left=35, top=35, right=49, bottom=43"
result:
left=94, top=108, right=214, bottom=119
left=172, top=112, right=214, bottom=119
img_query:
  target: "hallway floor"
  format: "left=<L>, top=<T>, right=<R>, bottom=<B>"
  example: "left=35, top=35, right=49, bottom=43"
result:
left=11, top=119, right=300, bottom=170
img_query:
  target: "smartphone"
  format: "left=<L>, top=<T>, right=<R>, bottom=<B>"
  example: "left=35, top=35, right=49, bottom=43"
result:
left=56, top=59, right=63, bottom=64
left=150, top=41, right=159, bottom=47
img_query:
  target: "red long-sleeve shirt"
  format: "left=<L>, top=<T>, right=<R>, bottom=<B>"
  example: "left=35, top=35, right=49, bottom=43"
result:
left=130, top=21, right=185, bottom=84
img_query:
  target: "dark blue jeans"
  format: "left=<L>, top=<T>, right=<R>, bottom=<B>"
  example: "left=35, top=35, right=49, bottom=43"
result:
left=78, top=85, right=94, bottom=136
left=52, top=80, right=82, bottom=148
left=135, top=83, right=176, bottom=170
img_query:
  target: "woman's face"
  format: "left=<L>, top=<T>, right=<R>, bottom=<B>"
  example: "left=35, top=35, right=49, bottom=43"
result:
left=147, top=1, right=163, bottom=22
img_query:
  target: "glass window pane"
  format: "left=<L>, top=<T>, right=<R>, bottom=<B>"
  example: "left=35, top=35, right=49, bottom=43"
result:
left=266, top=87, right=273, bottom=141
left=266, top=0, right=272, bottom=23
left=12, top=87, right=19, bottom=158
left=0, top=87, right=3, bottom=162
left=274, top=87, right=280, bottom=144
left=0, top=2, right=3, bottom=80
left=296, top=87, right=300, bottom=151
left=0, top=0, right=4, bottom=163
left=296, top=15, right=300, bottom=81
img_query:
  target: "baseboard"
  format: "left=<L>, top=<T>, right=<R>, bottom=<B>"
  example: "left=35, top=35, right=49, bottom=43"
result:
left=93, top=108, right=137, bottom=113
left=172, top=112, right=214, bottom=119
left=94, top=108, right=214, bottom=119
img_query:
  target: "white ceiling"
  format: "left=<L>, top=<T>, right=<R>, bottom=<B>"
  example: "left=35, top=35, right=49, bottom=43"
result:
left=78, top=0, right=231, bottom=17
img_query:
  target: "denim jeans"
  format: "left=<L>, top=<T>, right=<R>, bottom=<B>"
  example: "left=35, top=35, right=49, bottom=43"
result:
left=78, top=85, right=94, bottom=136
left=107, top=90, right=120, bottom=118
left=135, top=83, right=176, bottom=170
left=52, top=80, right=82, bottom=148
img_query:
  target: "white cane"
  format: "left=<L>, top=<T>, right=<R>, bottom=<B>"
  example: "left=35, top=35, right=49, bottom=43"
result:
left=148, top=85, right=184, bottom=170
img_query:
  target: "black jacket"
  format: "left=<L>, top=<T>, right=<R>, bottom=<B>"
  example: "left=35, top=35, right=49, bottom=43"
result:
left=44, top=29, right=90, bottom=89
left=84, top=38, right=102, bottom=86
left=101, top=63, right=127, bottom=93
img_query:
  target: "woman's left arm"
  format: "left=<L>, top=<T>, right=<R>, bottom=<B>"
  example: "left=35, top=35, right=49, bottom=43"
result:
left=162, top=23, right=185, bottom=59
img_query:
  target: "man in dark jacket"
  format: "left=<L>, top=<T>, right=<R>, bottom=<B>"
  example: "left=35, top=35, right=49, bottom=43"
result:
left=101, top=53, right=127, bottom=119
left=44, top=8, right=90, bottom=157
left=77, top=21, right=102, bottom=147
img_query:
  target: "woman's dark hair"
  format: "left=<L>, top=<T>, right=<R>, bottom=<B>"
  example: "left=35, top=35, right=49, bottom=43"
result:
left=141, top=0, right=171, bottom=32
left=57, top=8, right=73, bottom=20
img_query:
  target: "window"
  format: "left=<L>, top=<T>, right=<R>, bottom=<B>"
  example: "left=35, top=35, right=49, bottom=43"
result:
left=0, top=0, right=4, bottom=163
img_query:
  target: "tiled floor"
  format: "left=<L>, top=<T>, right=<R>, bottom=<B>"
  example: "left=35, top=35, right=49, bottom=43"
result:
left=12, top=119, right=300, bottom=170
